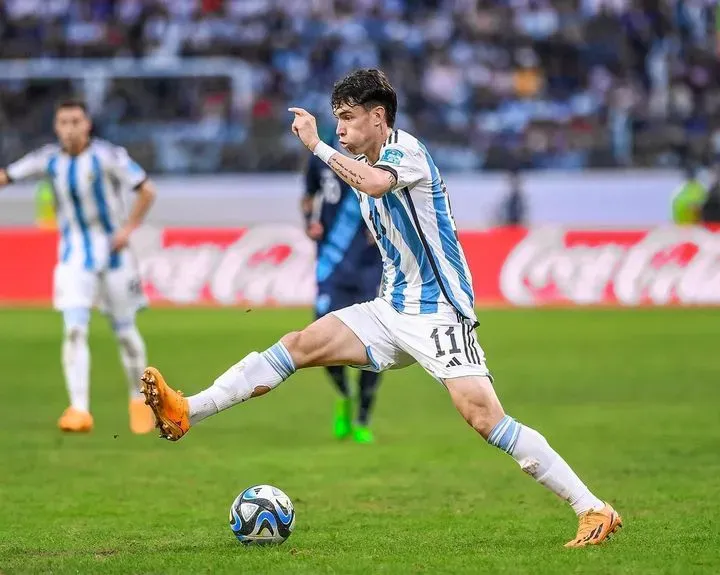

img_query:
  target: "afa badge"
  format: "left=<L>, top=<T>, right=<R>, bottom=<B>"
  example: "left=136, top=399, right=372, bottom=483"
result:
left=380, top=148, right=404, bottom=166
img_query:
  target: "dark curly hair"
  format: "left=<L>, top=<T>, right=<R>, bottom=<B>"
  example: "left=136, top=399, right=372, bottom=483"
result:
left=331, top=69, right=397, bottom=128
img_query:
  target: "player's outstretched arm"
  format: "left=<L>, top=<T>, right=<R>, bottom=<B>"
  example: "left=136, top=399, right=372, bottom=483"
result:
left=289, top=108, right=396, bottom=198
left=0, top=169, right=10, bottom=188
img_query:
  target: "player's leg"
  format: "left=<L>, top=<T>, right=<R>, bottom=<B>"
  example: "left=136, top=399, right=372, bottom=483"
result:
left=102, top=263, right=154, bottom=434
left=394, top=310, right=621, bottom=547
left=315, top=289, right=352, bottom=439
left=142, top=299, right=402, bottom=441
left=53, top=264, right=95, bottom=432
left=142, top=313, right=367, bottom=440
left=353, top=370, right=380, bottom=443
left=445, top=375, right=621, bottom=547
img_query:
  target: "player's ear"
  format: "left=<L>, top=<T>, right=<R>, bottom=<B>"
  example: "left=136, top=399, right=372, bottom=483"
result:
left=371, top=105, right=384, bottom=128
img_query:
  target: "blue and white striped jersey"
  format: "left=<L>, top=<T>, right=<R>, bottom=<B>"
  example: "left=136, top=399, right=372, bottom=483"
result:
left=6, top=139, right=147, bottom=271
left=355, top=129, right=477, bottom=324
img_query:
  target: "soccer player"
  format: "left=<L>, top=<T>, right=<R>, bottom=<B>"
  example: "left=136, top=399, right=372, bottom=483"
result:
left=302, top=135, right=383, bottom=443
left=0, top=99, right=157, bottom=434
left=141, top=70, right=622, bottom=547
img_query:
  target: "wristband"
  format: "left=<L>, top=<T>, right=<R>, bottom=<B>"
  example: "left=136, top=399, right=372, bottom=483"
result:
left=313, top=141, right=337, bottom=164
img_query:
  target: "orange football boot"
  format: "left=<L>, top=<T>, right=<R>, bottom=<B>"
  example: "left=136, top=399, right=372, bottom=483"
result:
left=58, top=407, right=94, bottom=433
left=565, top=503, right=623, bottom=548
left=140, top=367, right=190, bottom=441
left=129, top=397, right=156, bottom=434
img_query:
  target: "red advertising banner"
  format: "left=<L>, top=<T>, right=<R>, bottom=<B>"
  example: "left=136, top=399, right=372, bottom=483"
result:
left=1, top=226, right=719, bottom=307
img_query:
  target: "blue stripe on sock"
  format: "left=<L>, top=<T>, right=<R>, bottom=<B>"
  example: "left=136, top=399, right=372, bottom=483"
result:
left=263, top=352, right=287, bottom=379
left=262, top=343, right=295, bottom=380
left=274, top=342, right=296, bottom=374
left=488, top=415, right=511, bottom=445
left=488, top=416, right=520, bottom=453
left=507, top=424, right=522, bottom=454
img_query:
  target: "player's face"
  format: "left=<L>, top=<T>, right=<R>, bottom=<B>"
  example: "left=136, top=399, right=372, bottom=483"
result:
left=54, top=107, right=91, bottom=153
left=334, top=104, right=378, bottom=156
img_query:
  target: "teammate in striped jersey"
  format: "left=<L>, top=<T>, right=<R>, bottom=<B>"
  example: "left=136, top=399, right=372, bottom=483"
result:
left=0, top=99, right=157, bottom=434
left=141, top=70, right=621, bottom=547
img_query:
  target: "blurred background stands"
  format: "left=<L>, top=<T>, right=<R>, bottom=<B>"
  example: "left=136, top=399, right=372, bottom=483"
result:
left=0, top=0, right=718, bottom=174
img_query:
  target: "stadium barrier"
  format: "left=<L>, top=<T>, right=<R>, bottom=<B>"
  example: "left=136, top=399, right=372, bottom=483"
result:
left=1, top=225, right=718, bottom=307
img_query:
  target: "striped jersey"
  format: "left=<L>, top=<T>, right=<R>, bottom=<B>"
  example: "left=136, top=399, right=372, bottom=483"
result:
left=354, top=129, right=477, bottom=324
left=6, top=139, right=147, bottom=271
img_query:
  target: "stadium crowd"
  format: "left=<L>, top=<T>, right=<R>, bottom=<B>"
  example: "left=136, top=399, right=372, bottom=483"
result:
left=0, top=0, right=718, bottom=172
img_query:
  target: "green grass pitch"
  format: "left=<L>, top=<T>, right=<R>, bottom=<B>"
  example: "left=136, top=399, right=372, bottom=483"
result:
left=0, top=307, right=719, bottom=574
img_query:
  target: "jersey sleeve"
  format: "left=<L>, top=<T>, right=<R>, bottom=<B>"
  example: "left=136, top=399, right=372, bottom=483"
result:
left=5, top=146, right=56, bottom=182
left=107, top=145, right=148, bottom=190
left=373, top=143, right=427, bottom=191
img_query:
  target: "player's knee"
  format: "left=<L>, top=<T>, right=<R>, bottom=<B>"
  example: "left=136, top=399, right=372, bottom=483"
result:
left=64, top=326, right=87, bottom=345
left=280, top=329, right=315, bottom=368
left=116, top=329, right=145, bottom=359
left=62, top=308, right=90, bottom=343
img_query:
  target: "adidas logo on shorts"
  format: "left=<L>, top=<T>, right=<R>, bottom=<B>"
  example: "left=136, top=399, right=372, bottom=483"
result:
left=445, top=357, right=462, bottom=368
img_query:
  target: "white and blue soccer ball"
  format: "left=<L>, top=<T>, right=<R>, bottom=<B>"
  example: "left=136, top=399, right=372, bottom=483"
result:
left=229, top=484, right=295, bottom=545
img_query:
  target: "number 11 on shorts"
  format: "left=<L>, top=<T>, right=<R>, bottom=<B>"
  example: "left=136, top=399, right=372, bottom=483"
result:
left=430, top=327, right=462, bottom=358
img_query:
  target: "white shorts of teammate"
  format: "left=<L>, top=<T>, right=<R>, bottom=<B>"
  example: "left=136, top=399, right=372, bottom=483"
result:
left=52, top=233, right=147, bottom=320
left=332, top=298, right=491, bottom=382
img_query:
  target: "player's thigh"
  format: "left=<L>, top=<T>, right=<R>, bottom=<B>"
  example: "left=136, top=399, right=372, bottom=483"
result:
left=394, top=309, right=491, bottom=384
left=53, top=263, right=98, bottom=311
left=284, top=299, right=407, bottom=371
left=280, top=313, right=369, bottom=369
left=332, top=298, right=415, bottom=372
left=100, top=258, right=146, bottom=323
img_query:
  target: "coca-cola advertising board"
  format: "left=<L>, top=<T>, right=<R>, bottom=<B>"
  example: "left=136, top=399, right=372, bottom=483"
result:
left=0, top=225, right=718, bottom=307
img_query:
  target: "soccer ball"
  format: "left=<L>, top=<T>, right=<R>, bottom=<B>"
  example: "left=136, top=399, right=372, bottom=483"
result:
left=229, top=484, right=295, bottom=545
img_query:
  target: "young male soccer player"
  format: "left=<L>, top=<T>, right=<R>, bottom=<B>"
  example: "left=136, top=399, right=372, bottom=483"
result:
left=0, top=99, right=156, bottom=434
left=141, top=70, right=622, bottom=547
left=302, top=136, right=383, bottom=443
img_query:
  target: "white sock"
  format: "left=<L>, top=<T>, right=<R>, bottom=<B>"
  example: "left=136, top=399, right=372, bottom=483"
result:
left=62, top=325, right=90, bottom=413
left=187, top=342, right=295, bottom=426
left=488, top=415, right=604, bottom=515
left=114, top=322, right=147, bottom=401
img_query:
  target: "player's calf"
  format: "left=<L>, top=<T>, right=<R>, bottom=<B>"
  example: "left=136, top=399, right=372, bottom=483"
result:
left=446, top=375, right=505, bottom=438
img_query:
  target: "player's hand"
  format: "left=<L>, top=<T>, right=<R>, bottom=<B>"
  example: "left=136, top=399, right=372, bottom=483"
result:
left=111, top=225, right=134, bottom=252
left=289, top=108, right=320, bottom=152
left=306, top=222, right=324, bottom=241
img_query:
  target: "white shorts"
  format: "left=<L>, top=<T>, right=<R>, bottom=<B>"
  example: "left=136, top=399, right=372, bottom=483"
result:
left=53, top=251, right=147, bottom=320
left=331, top=298, right=491, bottom=382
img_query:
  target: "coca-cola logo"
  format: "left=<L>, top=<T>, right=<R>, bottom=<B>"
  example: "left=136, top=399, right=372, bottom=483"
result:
left=500, top=227, right=720, bottom=306
left=136, top=225, right=317, bottom=305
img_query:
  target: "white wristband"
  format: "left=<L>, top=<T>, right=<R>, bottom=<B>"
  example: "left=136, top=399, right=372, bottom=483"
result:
left=313, top=141, right=337, bottom=165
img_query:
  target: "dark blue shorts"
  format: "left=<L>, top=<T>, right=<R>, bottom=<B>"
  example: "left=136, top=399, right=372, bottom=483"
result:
left=315, top=273, right=381, bottom=319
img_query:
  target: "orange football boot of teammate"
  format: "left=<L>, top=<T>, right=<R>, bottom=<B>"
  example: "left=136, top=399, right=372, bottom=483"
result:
left=58, top=407, right=94, bottom=433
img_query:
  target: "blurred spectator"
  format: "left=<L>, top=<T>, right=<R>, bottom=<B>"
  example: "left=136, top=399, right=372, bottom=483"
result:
left=500, top=167, right=527, bottom=226
left=0, top=0, right=718, bottom=174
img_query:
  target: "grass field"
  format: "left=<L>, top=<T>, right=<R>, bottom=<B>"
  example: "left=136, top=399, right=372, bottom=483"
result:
left=0, top=307, right=719, bottom=574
